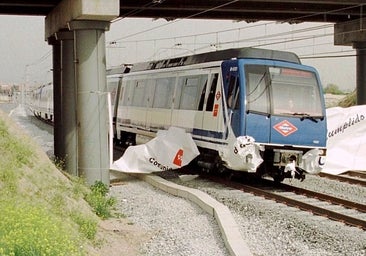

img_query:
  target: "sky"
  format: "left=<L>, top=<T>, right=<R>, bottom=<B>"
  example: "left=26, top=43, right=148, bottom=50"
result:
left=0, top=15, right=357, bottom=92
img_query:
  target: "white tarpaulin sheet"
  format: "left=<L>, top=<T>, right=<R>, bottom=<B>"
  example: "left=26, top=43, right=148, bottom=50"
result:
left=111, top=127, right=199, bottom=173
left=220, top=135, right=263, bottom=172
left=323, top=105, right=366, bottom=175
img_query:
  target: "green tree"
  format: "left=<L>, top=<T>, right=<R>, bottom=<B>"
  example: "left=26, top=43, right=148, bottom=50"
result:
left=323, top=83, right=344, bottom=95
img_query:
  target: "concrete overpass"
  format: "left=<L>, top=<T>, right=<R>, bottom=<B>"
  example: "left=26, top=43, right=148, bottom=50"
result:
left=0, top=0, right=365, bottom=185
left=0, top=1, right=365, bottom=23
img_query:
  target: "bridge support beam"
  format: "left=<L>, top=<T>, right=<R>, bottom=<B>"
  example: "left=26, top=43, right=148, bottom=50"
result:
left=354, top=42, right=366, bottom=105
left=56, top=31, right=78, bottom=176
left=45, top=0, right=119, bottom=185
left=335, top=19, right=366, bottom=105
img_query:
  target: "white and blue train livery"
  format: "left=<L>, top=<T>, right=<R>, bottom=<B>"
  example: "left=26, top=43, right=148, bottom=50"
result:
left=28, top=82, right=54, bottom=122
left=109, top=47, right=327, bottom=182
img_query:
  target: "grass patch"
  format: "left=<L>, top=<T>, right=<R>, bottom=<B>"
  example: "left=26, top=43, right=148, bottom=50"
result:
left=0, top=120, right=33, bottom=196
left=85, top=181, right=116, bottom=219
left=71, top=212, right=98, bottom=240
left=0, top=201, right=83, bottom=256
left=0, top=120, right=33, bottom=170
left=0, top=114, right=103, bottom=255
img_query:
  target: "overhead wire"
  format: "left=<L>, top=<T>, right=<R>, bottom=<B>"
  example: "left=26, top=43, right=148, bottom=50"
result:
left=26, top=50, right=53, bottom=86
left=26, top=3, right=365, bottom=85
left=27, top=50, right=52, bottom=67
left=109, top=0, right=240, bottom=43
left=108, top=2, right=366, bottom=60
left=109, top=3, right=364, bottom=43
left=108, top=2, right=366, bottom=61
left=110, top=22, right=342, bottom=60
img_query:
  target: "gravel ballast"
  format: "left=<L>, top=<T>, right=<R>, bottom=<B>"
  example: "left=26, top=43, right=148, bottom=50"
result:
left=3, top=103, right=366, bottom=256
left=172, top=176, right=366, bottom=256
left=110, top=175, right=229, bottom=256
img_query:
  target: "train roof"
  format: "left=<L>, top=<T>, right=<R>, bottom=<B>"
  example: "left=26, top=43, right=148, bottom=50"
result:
left=130, top=47, right=301, bottom=72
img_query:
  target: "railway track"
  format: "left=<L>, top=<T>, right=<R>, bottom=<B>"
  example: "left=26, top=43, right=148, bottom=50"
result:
left=201, top=175, right=366, bottom=230
left=345, top=170, right=366, bottom=179
left=318, top=171, right=366, bottom=187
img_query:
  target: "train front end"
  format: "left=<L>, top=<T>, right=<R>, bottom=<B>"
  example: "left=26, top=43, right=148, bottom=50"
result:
left=227, top=59, right=327, bottom=182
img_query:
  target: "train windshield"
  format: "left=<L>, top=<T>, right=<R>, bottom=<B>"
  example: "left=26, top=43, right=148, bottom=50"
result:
left=245, top=65, right=323, bottom=117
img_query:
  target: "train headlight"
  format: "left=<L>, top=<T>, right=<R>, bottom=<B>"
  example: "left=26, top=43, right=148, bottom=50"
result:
left=318, top=149, right=326, bottom=156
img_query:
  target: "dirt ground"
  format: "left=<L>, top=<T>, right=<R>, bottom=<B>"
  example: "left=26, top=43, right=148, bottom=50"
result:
left=88, top=217, right=150, bottom=256
left=88, top=174, right=151, bottom=256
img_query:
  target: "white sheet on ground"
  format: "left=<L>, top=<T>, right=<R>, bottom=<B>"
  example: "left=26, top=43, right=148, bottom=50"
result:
left=111, top=127, right=199, bottom=173
left=323, top=105, right=366, bottom=175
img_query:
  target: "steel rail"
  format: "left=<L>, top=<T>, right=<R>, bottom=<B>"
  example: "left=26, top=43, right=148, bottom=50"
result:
left=344, top=171, right=366, bottom=180
left=318, top=172, right=366, bottom=187
left=278, top=182, right=366, bottom=213
left=202, top=175, right=366, bottom=230
left=239, top=184, right=366, bottom=230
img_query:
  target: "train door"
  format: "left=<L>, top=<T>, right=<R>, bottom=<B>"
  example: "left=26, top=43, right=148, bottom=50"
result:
left=129, top=79, right=148, bottom=129
left=242, top=61, right=271, bottom=143
left=221, top=61, right=242, bottom=137
left=107, top=75, right=122, bottom=119
left=201, top=72, right=223, bottom=136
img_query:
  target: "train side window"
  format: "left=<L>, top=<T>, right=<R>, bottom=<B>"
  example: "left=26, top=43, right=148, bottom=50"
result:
left=121, top=80, right=133, bottom=106
left=131, top=80, right=146, bottom=107
left=198, top=78, right=208, bottom=111
left=173, top=79, right=182, bottom=109
left=107, top=78, right=119, bottom=103
left=206, top=73, right=218, bottom=111
left=245, top=65, right=269, bottom=113
left=179, top=75, right=207, bottom=110
left=153, top=77, right=175, bottom=108
left=145, top=79, right=156, bottom=108
left=226, top=75, right=240, bottom=109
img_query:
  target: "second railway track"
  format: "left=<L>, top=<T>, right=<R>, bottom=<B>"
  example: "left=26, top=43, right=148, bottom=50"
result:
left=319, top=171, right=366, bottom=187
left=181, top=174, right=366, bottom=230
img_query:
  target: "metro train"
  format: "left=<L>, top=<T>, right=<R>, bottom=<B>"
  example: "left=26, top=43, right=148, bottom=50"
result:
left=108, top=47, right=327, bottom=182
left=29, top=47, right=327, bottom=182
left=27, top=82, right=54, bottom=122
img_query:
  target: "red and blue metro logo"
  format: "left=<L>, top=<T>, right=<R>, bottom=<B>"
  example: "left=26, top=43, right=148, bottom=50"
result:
left=273, top=120, right=298, bottom=137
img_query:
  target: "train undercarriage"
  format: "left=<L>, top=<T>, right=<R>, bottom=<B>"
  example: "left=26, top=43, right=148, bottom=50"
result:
left=115, top=129, right=312, bottom=183
left=114, top=126, right=327, bottom=184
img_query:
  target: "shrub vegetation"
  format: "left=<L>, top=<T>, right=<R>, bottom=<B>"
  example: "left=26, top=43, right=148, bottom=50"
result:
left=86, top=181, right=116, bottom=219
left=323, top=83, right=345, bottom=95
left=338, top=90, right=356, bottom=107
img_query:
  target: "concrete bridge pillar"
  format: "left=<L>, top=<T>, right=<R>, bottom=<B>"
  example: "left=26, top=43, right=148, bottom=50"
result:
left=55, top=31, right=78, bottom=176
left=69, top=20, right=110, bottom=185
left=354, top=42, right=366, bottom=105
left=335, top=19, right=366, bottom=105
left=45, top=0, right=119, bottom=185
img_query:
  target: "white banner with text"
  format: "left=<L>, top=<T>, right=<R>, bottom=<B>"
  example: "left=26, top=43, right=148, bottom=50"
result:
left=323, top=105, right=366, bottom=175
